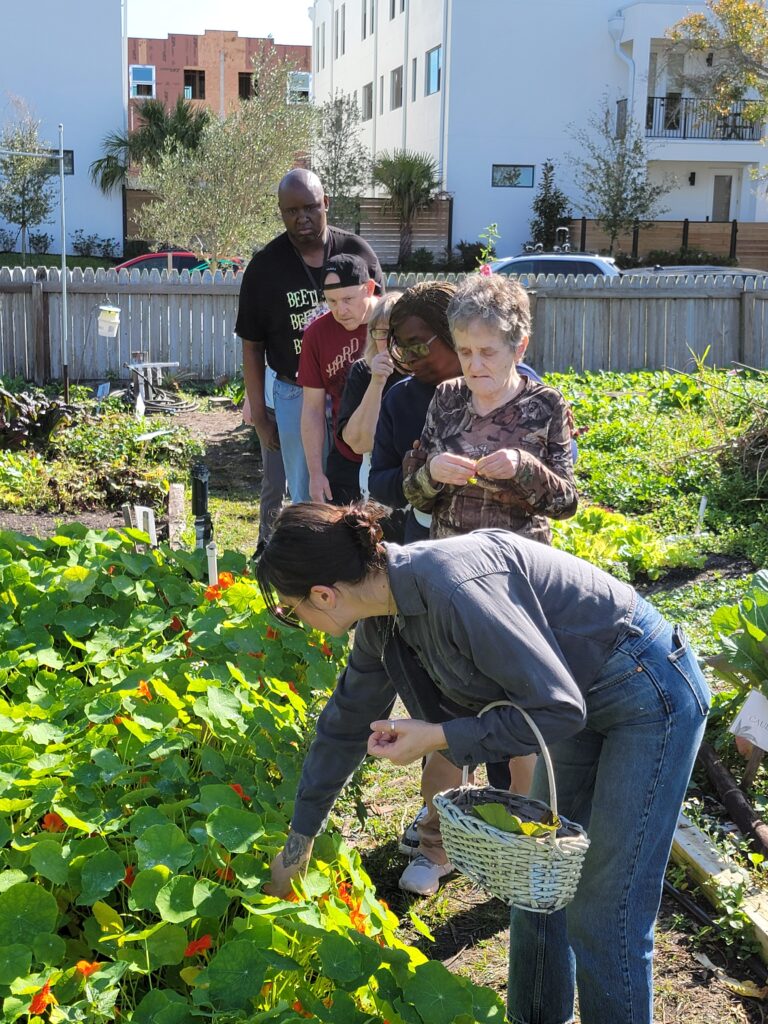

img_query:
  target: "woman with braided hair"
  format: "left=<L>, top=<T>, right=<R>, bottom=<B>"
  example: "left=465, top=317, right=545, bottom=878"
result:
left=258, top=500, right=709, bottom=1024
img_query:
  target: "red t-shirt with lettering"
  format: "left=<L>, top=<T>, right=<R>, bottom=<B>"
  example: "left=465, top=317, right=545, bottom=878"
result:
left=297, top=310, right=364, bottom=463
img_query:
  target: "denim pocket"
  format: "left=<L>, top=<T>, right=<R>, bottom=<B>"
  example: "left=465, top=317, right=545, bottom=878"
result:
left=667, top=632, right=711, bottom=717
left=587, top=649, right=641, bottom=694
left=274, top=380, right=302, bottom=402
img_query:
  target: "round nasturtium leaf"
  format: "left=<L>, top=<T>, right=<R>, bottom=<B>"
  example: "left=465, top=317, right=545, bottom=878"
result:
left=207, top=939, right=267, bottom=1010
left=402, top=960, right=474, bottom=1022
left=84, top=693, right=122, bottom=724
left=0, top=882, right=58, bottom=947
left=192, top=879, right=230, bottom=919
left=129, top=866, right=172, bottom=913
left=32, top=931, right=66, bottom=966
left=155, top=876, right=197, bottom=924
left=29, top=841, right=69, bottom=885
left=205, top=806, right=263, bottom=854
left=78, top=848, right=126, bottom=905
left=318, top=932, right=364, bottom=985
left=132, top=988, right=188, bottom=1024
left=145, top=923, right=188, bottom=968
left=0, top=944, right=31, bottom=985
left=135, top=824, right=194, bottom=872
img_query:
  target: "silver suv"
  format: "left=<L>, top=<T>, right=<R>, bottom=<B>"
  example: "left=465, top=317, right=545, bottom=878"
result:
left=489, top=252, right=620, bottom=277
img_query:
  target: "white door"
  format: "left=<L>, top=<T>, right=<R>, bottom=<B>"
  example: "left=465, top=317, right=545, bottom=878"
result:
left=710, top=167, right=742, bottom=221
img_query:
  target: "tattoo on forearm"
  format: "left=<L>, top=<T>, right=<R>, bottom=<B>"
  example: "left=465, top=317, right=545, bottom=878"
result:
left=282, top=831, right=311, bottom=869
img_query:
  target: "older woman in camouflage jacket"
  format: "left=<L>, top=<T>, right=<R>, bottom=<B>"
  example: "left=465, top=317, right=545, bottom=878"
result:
left=402, top=273, right=577, bottom=542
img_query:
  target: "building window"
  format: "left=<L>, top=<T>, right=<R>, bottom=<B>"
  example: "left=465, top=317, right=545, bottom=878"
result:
left=379, top=74, right=384, bottom=114
left=362, top=82, right=374, bottom=120
left=129, top=64, right=155, bottom=99
left=341, top=3, right=346, bottom=54
left=321, top=22, right=326, bottom=68
left=425, top=46, right=442, bottom=95
left=315, top=26, right=320, bottom=70
left=400, top=0, right=406, bottom=10
left=390, top=0, right=396, bottom=18
left=362, top=0, right=367, bottom=39
left=44, top=149, right=74, bottom=175
left=288, top=71, right=311, bottom=104
left=411, top=57, right=417, bottom=101
left=491, top=164, right=535, bottom=188
left=370, top=0, right=375, bottom=33
left=239, top=72, right=256, bottom=100
left=334, top=9, right=339, bottom=59
left=390, top=66, right=403, bottom=110
left=184, top=69, right=205, bottom=100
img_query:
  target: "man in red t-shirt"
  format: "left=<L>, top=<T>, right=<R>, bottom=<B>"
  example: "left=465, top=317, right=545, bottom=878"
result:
left=298, top=254, right=380, bottom=504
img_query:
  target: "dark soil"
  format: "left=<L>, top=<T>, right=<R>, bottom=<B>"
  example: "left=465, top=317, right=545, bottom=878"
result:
left=2, top=408, right=766, bottom=1021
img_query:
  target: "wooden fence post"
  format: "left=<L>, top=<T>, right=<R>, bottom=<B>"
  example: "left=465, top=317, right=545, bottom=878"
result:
left=31, top=281, right=46, bottom=385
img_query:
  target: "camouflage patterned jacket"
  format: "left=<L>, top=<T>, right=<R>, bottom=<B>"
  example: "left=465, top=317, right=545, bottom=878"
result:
left=402, top=375, right=577, bottom=543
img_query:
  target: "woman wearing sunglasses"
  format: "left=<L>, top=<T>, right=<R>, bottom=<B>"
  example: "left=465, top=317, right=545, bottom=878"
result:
left=257, top=501, right=710, bottom=1024
left=402, top=273, right=577, bottom=543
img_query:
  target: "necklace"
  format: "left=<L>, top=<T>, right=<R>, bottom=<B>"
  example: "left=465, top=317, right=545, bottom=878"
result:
left=377, top=613, right=397, bottom=665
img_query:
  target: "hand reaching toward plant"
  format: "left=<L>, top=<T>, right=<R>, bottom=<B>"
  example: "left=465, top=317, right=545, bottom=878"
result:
left=264, top=830, right=314, bottom=898
left=368, top=718, right=447, bottom=766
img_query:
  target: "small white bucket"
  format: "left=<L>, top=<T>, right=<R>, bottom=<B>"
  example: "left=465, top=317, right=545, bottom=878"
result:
left=97, top=305, right=121, bottom=337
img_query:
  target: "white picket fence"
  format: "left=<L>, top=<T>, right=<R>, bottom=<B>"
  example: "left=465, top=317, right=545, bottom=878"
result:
left=1, top=265, right=767, bottom=383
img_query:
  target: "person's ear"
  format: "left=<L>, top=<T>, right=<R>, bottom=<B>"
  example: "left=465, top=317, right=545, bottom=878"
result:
left=516, top=335, right=530, bottom=361
left=322, top=193, right=330, bottom=211
left=308, top=584, right=337, bottom=610
left=365, top=279, right=376, bottom=296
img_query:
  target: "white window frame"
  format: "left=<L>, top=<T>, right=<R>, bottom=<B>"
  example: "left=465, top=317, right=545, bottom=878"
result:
left=425, top=45, right=442, bottom=95
left=129, top=64, right=155, bottom=99
left=362, top=81, right=374, bottom=121
left=411, top=57, right=417, bottom=101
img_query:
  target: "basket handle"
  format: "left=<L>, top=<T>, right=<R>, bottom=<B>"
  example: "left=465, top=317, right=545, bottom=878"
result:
left=459, top=700, right=559, bottom=821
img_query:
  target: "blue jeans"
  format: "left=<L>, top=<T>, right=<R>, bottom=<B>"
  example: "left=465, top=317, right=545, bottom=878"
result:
left=272, top=379, right=310, bottom=504
left=507, top=598, right=710, bottom=1024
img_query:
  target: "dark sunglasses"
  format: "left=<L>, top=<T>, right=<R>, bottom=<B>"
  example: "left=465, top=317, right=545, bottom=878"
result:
left=387, top=330, right=438, bottom=365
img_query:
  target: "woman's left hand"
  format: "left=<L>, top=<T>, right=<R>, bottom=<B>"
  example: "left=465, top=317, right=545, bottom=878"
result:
left=474, top=448, right=522, bottom=480
left=368, top=718, right=447, bottom=765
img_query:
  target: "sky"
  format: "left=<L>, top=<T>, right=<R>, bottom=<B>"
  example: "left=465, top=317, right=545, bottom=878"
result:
left=126, top=0, right=312, bottom=46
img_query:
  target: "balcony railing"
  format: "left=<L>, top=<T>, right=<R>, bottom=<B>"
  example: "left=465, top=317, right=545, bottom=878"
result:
left=644, top=96, right=762, bottom=141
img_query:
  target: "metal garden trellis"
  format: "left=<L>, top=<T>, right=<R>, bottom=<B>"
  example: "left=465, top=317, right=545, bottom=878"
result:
left=0, top=123, right=69, bottom=397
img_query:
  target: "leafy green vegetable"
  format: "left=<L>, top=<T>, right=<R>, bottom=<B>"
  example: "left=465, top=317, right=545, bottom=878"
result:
left=473, top=802, right=560, bottom=836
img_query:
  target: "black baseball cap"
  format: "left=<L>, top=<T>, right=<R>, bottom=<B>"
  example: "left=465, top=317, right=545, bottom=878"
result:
left=322, top=253, right=371, bottom=290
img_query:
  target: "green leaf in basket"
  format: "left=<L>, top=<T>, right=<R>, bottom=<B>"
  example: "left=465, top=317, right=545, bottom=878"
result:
left=473, top=803, right=560, bottom=836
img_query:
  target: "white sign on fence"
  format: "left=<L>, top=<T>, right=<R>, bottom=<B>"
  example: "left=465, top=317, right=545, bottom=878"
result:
left=729, top=689, right=768, bottom=749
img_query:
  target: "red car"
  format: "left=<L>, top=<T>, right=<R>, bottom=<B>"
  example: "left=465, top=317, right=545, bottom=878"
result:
left=114, top=251, right=243, bottom=273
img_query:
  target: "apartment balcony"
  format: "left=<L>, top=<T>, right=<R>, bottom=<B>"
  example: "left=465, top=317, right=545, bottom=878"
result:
left=616, top=97, right=763, bottom=142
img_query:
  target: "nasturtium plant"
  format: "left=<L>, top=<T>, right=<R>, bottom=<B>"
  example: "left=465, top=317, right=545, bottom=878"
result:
left=0, top=526, right=505, bottom=1023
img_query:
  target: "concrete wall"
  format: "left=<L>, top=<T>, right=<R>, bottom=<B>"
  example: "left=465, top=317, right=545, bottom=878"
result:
left=0, top=0, right=125, bottom=255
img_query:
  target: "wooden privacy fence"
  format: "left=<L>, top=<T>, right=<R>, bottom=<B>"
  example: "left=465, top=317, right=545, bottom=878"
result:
left=1, top=266, right=768, bottom=382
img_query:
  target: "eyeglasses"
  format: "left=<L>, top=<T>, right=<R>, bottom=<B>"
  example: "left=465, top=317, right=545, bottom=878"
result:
left=387, top=332, right=438, bottom=365
left=369, top=326, right=390, bottom=339
left=274, top=596, right=306, bottom=629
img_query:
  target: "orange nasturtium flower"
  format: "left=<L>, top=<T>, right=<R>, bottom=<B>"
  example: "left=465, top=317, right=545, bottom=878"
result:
left=320, top=642, right=333, bottom=658
left=265, top=626, right=279, bottom=641
left=229, top=783, right=251, bottom=802
left=170, top=615, right=184, bottom=632
left=28, top=980, right=57, bottom=1015
left=184, top=934, right=212, bottom=957
left=76, top=960, right=101, bottom=978
left=216, top=866, right=235, bottom=882
left=123, top=864, right=136, bottom=888
left=204, top=584, right=222, bottom=601
left=42, top=811, right=66, bottom=833
left=136, top=679, right=153, bottom=701
left=292, top=1001, right=313, bottom=1019
left=217, top=571, right=235, bottom=590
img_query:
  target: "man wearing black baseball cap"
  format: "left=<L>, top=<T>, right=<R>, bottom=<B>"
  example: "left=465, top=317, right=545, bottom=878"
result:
left=235, top=169, right=383, bottom=509
left=297, top=254, right=380, bottom=504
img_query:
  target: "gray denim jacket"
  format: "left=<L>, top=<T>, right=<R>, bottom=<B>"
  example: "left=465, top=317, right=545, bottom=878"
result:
left=290, top=529, right=636, bottom=838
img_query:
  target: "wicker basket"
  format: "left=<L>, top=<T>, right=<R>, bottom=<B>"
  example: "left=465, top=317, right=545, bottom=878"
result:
left=433, top=700, right=589, bottom=913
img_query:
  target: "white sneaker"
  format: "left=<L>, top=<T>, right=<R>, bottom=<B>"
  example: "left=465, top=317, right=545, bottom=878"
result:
left=398, top=854, right=455, bottom=895
left=398, top=805, right=429, bottom=856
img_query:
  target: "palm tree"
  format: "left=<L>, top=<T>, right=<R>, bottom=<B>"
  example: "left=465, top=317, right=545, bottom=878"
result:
left=372, top=149, right=441, bottom=265
left=89, top=98, right=211, bottom=194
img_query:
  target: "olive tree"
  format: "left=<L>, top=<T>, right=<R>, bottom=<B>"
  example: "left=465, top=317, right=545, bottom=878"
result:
left=135, top=54, right=317, bottom=265
left=0, top=108, right=56, bottom=261
left=570, top=103, right=672, bottom=254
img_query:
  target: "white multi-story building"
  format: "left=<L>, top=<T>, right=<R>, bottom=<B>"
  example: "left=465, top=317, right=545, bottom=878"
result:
left=0, top=0, right=126, bottom=255
left=310, top=0, right=768, bottom=256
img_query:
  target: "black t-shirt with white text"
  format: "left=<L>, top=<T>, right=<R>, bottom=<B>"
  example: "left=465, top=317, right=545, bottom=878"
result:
left=234, top=227, right=384, bottom=381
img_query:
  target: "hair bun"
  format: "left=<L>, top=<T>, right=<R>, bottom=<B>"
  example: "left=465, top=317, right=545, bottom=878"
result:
left=342, top=506, right=384, bottom=550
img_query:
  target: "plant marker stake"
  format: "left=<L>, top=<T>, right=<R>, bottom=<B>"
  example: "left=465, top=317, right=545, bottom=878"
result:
left=191, top=462, right=212, bottom=550
left=696, top=495, right=708, bottom=535
left=206, top=542, right=218, bottom=586
left=134, top=506, right=157, bottom=547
